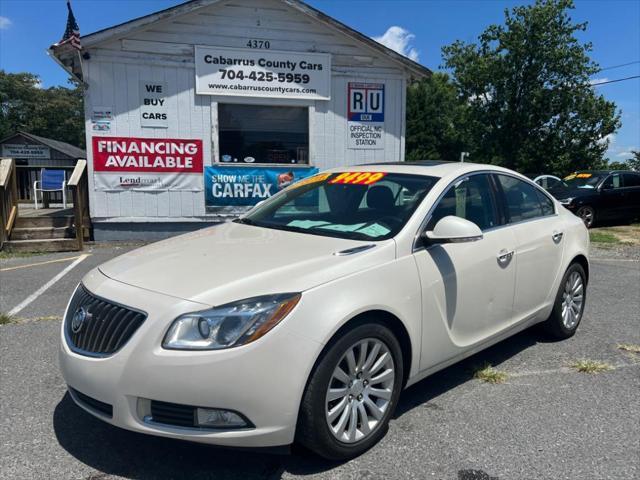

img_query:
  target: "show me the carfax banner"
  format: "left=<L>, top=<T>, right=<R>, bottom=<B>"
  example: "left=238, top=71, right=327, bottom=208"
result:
left=195, top=46, right=331, bottom=100
left=205, top=165, right=319, bottom=208
left=91, top=136, right=204, bottom=191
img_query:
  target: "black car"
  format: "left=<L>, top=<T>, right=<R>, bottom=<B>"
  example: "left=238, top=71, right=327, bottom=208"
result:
left=549, top=170, right=640, bottom=227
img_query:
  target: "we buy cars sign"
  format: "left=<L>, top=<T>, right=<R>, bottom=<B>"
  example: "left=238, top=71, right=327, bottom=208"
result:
left=92, top=136, right=204, bottom=191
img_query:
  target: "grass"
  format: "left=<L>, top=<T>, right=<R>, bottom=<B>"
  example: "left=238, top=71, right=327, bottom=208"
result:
left=473, top=363, right=508, bottom=384
left=569, top=359, right=614, bottom=374
left=0, top=313, right=14, bottom=325
left=617, top=344, right=640, bottom=354
left=589, top=231, right=620, bottom=244
left=0, top=250, right=47, bottom=259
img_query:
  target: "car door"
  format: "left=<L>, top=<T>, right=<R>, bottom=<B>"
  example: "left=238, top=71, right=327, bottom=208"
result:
left=599, top=173, right=625, bottom=220
left=494, top=174, right=565, bottom=320
left=621, top=173, right=640, bottom=220
left=413, top=173, right=517, bottom=370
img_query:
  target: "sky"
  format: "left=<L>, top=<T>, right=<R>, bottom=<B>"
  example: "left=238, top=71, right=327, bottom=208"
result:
left=0, top=0, right=638, bottom=161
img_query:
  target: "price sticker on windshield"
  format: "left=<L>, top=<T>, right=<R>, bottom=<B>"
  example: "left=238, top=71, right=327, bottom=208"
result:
left=289, top=172, right=332, bottom=189
left=576, top=173, right=592, bottom=178
left=330, top=172, right=387, bottom=185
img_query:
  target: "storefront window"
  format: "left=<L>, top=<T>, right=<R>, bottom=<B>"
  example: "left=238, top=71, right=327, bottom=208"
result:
left=218, top=104, right=309, bottom=164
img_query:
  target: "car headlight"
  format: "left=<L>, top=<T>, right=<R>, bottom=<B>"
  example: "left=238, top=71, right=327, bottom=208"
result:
left=559, top=197, right=574, bottom=205
left=162, top=293, right=301, bottom=350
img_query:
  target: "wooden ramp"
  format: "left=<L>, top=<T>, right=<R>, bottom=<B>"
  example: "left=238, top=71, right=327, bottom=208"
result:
left=1, top=159, right=90, bottom=253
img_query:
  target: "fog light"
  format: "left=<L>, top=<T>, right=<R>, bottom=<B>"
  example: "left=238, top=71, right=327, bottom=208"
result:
left=196, top=408, right=248, bottom=428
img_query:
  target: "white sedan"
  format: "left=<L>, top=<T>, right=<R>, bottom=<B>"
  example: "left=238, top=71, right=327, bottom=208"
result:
left=60, top=161, right=589, bottom=459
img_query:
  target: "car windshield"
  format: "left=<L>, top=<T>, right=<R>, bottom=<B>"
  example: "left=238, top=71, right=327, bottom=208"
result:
left=236, top=172, right=438, bottom=241
left=562, top=172, right=604, bottom=189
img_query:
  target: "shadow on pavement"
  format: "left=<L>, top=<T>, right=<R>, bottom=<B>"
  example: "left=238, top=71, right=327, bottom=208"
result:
left=53, top=326, right=549, bottom=479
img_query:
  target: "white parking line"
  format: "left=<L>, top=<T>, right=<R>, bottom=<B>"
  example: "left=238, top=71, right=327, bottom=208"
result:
left=7, top=254, right=89, bottom=317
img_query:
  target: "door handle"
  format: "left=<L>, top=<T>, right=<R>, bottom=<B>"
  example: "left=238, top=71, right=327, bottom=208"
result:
left=552, top=231, right=564, bottom=243
left=497, top=249, right=514, bottom=264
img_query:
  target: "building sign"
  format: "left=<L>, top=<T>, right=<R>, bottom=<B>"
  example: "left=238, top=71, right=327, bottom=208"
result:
left=140, top=81, right=168, bottom=128
left=92, top=136, right=203, bottom=191
left=347, top=82, right=385, bottom=150
left=1, top=144, right=50, bottom=159
left=205, top=165, right=318, bottom=208
left=91, top=107, right=113, bottom=132
left=195, top=46, right=331, bottom=100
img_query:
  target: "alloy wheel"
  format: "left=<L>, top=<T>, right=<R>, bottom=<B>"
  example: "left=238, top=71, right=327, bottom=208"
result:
left=325, top=338, right=395, bottom=444
left=561, top=271, right=584, bottom=329
left=577, top=207, right=594, bottom=228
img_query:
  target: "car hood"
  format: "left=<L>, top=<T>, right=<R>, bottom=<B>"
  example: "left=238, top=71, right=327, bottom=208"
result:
left=98, top=222, right=396, bottom=306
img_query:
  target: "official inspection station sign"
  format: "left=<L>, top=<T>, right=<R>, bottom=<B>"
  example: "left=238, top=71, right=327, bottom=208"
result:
left=195, top=46, right=331, bottom=100
left=347, top=82, right=385, bottom=150
left=92, top=136, right=203, bottom=191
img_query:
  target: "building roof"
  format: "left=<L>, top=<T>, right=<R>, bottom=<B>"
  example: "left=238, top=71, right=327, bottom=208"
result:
left=51, top=0, right=431, bottom=80
left=0, top=131, right=86, bottom=159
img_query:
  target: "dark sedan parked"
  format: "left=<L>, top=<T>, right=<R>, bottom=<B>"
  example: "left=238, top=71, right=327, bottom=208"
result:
left=549, top=170, right=640, bottom=228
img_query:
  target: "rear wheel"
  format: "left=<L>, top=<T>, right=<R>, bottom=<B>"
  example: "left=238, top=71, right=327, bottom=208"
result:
left=297, top=323, right=403, bottom=460
left=576, top=205, right=595, bottom=228
left=542, top=263, right=587, bottom=339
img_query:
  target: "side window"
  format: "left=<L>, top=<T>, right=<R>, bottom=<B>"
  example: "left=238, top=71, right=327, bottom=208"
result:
left=536, top=190, right=555, bottom=216
left=497, top=175, right=544, bottom=223
left=602, top=174, right=622, bottom=189
left=623, top=173, right=640, bottom=187
left=427, top=174, right=497, bottom=230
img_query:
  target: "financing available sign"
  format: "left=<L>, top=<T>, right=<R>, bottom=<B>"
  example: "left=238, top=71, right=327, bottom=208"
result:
left=195, top=46, right=331, bottom=100
left=205, top=165, right=319, bottom=208
left=92, top=136, right=203, bottom=191
left=347, top=82, right=385, bottom=150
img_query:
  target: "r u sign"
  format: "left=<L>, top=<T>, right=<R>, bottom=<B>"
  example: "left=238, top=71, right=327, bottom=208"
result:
left=348, top=82, right=385, bottom=123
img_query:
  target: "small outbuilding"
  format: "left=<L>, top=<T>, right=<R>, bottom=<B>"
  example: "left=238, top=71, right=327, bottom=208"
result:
left=0, top=131, right=85, bottom=202
left=50, top=0, right=430, bottom=240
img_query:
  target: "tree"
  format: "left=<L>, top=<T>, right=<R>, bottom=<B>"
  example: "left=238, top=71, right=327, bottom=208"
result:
left=0, top=70, right=85, bottom=148
left=626, top=151, right=640, bottom=172
left=406, top=72, right=468, bottom=162
left=441, top=0, right=620, bottom=175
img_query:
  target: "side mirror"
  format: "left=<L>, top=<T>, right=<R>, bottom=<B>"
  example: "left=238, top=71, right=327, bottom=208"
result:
left=423, top=216, right=483, bottom=244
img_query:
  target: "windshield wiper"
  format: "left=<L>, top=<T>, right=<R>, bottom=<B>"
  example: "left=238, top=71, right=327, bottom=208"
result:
left=234, top=217, right=256, bottom=225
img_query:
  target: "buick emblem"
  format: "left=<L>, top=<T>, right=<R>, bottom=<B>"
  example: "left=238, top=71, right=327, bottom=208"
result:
left=71, top=307, right=90, bottom=333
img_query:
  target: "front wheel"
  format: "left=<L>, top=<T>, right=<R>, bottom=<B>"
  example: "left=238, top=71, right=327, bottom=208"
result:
left=542, top=263, right=587, bottom=339
left=296, top=323, right=403, bottom=460
left=576, top=205, right=596, bottom=228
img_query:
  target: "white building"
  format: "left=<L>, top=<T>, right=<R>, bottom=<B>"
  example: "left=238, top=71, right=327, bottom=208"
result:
left=51, top=0, right=430, bottom=240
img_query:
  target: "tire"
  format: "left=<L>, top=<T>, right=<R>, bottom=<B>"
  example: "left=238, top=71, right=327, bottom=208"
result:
left=542, top=263, right=587, bottom=339
left=576, top=205, right=596, bottom=228
left=296, top=322, right=404, bottom=460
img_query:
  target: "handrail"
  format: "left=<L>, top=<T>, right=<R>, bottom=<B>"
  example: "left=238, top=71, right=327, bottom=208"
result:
left=0, top=158, right=19, bottom=250
left=68, top=159, right=91, bottom=250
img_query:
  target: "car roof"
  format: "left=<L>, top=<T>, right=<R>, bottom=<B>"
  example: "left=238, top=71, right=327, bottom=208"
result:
left=572, top=170, right=635, bottom=175
left=328, top=160, right=516, bottom=178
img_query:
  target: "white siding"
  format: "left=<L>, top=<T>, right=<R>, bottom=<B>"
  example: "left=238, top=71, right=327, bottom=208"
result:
left=83, top=0, right=410, bottom=222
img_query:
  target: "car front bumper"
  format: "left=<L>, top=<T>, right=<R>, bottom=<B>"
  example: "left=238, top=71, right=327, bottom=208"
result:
left=59, top=268, right=323, bottom=448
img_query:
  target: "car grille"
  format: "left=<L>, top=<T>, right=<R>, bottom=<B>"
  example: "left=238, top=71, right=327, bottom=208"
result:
left=150, top=400, right=196, bottom=428
left=70, top=388, right=113, bottom=418
left=65, top=284, right=147, bottom=356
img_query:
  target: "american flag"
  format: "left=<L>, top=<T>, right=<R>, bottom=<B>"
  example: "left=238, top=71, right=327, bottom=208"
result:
left=58, top=1, right=81, bottom=50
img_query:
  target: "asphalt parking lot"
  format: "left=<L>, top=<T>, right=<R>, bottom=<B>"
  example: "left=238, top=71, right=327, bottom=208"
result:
left=1, top=243, right=639, bottom=480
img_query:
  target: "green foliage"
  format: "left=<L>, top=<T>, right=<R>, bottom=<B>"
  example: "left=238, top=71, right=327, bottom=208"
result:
left=0, top=70, right=85, bottom=148
left=406, top=73, right=468, bottom=162
left=440, top=0, right=620, bottom=175
left=626, top=151, right=640, bottom=172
